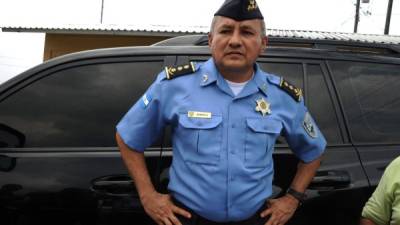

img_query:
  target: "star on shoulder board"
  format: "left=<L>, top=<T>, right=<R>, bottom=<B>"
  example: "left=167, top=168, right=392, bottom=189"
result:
left=279, top=78, right=303, bottom=102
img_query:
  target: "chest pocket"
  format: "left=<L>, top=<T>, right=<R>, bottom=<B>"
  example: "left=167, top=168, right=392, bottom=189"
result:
left=177, top=114, right=223, bottom=165
left=245, top=118, right=282, bottom=168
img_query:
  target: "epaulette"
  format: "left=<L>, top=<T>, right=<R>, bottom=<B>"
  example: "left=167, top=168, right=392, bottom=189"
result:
left=279, top=78, right=303, bottom=102
left=165, top=62, right=196, bottom=80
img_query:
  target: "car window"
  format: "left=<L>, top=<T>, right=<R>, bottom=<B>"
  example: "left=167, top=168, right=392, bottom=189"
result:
left=258, top=62, right=303, bottom=145
left=259, top=62, right=304, bottom=89
left=0, top=59, right=164, bottom=148
left=329, top=61, right=400, bottom=143
left=307, top=64, right=342, bottom=143
left=260, top=62, right=342, bottom=144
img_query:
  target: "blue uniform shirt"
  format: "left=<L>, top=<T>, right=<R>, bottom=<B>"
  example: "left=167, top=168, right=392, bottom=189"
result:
left=117, top=58, right=326, bottom=222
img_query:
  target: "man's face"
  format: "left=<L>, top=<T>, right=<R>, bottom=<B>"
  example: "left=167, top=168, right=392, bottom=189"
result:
left=208, top=16, right=267, bottom=75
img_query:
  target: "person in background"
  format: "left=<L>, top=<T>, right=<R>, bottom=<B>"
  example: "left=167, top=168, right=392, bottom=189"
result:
left=360, top=156, right=400, bottom=225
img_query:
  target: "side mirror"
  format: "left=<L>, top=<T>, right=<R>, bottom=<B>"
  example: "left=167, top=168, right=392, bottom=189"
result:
left=0, top=123, right=25, bottom=148
left=0, top=155, right=16, bottom=172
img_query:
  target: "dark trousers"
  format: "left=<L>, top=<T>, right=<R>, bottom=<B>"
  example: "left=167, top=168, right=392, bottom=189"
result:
left=173, top=199, right=268, bottom=225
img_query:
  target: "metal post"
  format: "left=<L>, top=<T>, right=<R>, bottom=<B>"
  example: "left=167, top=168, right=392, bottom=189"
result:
left=354, top=0, right=361, bottom=33
left=100, top=0, right=105, bottom=24
left=384, top=0, right=393, bottom=35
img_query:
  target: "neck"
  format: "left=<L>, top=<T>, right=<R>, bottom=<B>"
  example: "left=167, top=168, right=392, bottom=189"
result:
left=219, top=67, right=254, bottom=83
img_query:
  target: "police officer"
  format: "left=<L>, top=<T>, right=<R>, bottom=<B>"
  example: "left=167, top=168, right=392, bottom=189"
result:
left=116, top=0, right=326, bottom=225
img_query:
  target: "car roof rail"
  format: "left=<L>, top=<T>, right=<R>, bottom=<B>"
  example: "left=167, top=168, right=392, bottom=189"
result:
left=152, top=35, right=207, bottom=46
left=153, top=34, right=400, bottom=56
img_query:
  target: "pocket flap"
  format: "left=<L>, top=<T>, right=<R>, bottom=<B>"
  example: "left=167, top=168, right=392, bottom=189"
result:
left=246, top=118, right=282, bottom=133
left=179, top=114, right=222, bottom=129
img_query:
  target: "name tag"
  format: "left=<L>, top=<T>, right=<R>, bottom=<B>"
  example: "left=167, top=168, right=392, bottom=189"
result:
left=187, top=111, right=212, bottom=119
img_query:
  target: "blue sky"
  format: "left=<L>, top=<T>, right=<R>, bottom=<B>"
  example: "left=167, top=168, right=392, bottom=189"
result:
left=0, top=0, right=399, bottom=83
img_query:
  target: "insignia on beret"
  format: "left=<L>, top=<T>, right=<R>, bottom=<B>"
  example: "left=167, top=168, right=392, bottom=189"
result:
left=165, top=62, right=196, bottom=80
left=247, top=0, right=258, bottom=11
left=214, top=0, right=264, bottom=21
left=279, top=78, right=303, bottom=102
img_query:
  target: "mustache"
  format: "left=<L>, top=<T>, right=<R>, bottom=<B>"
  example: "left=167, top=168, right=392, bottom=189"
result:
left=225, top=50, right=244, bottom=55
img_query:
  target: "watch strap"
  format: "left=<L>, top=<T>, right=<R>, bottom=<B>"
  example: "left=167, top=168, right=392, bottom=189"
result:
left=286, top=187, right=307, bottom=203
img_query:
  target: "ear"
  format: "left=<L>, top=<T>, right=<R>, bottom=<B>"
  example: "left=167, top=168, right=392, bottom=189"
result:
left=260, top=36, right=268, bottom=54
left=208, top=33, right=213, bottom=47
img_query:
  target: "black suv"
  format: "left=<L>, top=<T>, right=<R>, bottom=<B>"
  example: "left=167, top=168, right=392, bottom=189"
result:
left=1, top=34, right=400, bottom=225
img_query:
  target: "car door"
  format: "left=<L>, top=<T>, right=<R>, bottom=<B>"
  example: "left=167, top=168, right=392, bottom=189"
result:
left=0, top=54, right=170, bottom=225
left=327, top=59, right=400, bottom=187
left=258, top=57, right=370, bottom=225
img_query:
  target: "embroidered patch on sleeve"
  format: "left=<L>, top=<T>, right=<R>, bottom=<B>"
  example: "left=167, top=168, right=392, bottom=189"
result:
left=303, top=112, right=318, bottom=138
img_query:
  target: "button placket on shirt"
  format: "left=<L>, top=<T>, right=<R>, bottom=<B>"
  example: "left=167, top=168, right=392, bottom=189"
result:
left=230, top=123, right=236, bottom=154
left=226, top=100, right=236, bottom=218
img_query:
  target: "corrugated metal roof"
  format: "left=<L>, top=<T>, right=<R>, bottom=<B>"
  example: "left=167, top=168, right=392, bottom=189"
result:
left=1, top=24, right=400, bottom=44
left=265, top=29, right=400, bottom=44
left=1, top=24, right=209, bottom=36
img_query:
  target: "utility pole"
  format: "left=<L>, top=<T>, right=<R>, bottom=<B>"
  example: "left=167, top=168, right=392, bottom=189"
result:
left=100, top=0, right=105, bottom=24
left=354, top=0, right=361, bottom=33
left=384, top=0, right=393, bottom=35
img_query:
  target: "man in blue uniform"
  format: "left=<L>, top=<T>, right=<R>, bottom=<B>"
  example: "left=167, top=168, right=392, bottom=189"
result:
left=116, top=0, right=326, bottom=225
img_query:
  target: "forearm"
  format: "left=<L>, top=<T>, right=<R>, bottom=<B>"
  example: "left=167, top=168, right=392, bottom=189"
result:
left=116, top=132, right=191, bottom=223
left=360, top=218, right=377, bottom=225
left=289, top=155, right=322, bottom=192
left=116, top=132, right=156, bottom=200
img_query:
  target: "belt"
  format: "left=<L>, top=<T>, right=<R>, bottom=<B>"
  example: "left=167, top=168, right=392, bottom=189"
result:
left=172, top=198, right=268, bottom=225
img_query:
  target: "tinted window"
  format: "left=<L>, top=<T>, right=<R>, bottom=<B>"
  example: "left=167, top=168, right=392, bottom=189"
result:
left=307, top=64, right=341, bottom=143
left=0, top=60, right=164, bottom=148
left=329, top=61, right=400, bottom=143
left=260, top=62, right=342, bottom=144
left=259, top=62, right=304, bottom=89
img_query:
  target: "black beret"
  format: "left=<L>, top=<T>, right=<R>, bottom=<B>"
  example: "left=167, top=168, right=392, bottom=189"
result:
left=214, top=0, right=264, bottom=21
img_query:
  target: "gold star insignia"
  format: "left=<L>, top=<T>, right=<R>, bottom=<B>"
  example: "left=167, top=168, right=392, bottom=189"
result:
left=255, top=97, right=271, bottom=116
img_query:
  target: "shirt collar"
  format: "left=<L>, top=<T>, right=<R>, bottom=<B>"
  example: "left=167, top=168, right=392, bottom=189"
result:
left=252, top=63, right=269, bottom=96
left=199, top=58, right=219, bottom=87
left=199, top=58, right=269, bottom=97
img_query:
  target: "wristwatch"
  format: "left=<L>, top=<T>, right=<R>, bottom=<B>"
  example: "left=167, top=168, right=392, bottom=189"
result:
left=286, top=187, right=307, bottom=204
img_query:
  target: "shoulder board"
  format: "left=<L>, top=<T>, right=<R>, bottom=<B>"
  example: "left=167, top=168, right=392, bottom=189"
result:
left=279, top=78, right=303, bottom=102
left=165, top=62, right=196, bottom=80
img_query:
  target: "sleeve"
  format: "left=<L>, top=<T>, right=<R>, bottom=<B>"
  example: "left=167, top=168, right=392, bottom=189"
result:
left=361, top=158, right=399, bottom=225
left=284, top=101, right=327, bottom=163
left=116, top=73, right=166, bottom=152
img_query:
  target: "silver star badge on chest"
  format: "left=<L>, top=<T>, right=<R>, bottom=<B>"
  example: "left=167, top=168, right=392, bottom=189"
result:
left=255, top=97, right=271, bottom=116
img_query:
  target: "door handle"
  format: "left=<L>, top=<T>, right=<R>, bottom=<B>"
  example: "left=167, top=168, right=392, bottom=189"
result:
left=91, top=174, right=137, bottom=197
left=309, top=170, right=351, bottom=190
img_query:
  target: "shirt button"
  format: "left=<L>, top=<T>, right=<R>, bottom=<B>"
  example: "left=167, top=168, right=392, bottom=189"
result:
left=230, top=176, right=235, bottom=181
left=231, top=124, right=236, bottom=128
left=230, top=150, right=235, bottom=154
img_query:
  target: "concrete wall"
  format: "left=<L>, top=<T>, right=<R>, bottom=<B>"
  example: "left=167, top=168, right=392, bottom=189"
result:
left=43, top=33, right=169, bottom=61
